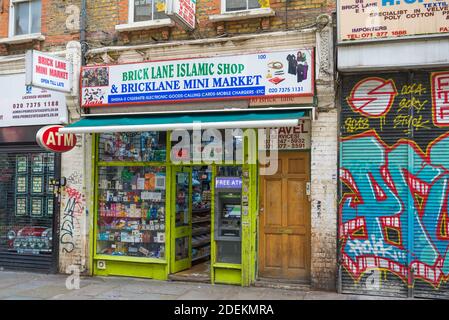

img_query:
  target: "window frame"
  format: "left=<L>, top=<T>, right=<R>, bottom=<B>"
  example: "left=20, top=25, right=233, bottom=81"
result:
left=8, top=0, right=42, bottom=38
left=221, top=0, right=262, bottom=14
left=129, top=0, right=167, bottom=23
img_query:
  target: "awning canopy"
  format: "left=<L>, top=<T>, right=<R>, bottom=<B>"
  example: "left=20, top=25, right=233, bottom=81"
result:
left=60, top=109, right=310, bottom=134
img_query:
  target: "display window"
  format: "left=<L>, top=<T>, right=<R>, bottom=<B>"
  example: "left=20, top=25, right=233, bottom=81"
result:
left=97, top=165, right=166, bottom=259
left=94, top=130, right=252, bottom=285
left=99, top=132, right=167, bottom=162
left=0, top=152, right=55, bottom=259
left=170, top=129, right=243, bottom=163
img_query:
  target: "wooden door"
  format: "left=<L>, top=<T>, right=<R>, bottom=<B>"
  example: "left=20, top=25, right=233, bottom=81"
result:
left=259, top=151, right=311, bottom=281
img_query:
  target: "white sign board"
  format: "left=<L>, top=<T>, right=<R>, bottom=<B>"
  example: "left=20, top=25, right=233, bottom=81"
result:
left=0, top=73, right=68, bottom=127
left=259, top=119, right=311, bottom=150
left=81, top=48, right=314, bottom=107
left=166, top=0, right=196, bottom=30
left=26, top=50, right=72, bottom=93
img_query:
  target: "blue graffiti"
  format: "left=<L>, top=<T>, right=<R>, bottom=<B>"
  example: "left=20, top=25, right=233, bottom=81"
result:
left=340, top=131, right=449, bottom=286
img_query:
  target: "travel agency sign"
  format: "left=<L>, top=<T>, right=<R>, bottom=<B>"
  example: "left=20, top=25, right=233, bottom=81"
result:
left=81, top=49, right=314, bottom=107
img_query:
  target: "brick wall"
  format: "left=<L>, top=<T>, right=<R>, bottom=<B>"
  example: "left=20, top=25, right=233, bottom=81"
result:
left=84, top=0, right=335, bottom=47
left=310, top=108, right=338, bottom=290
left=0, top=0, right=81, bottom=55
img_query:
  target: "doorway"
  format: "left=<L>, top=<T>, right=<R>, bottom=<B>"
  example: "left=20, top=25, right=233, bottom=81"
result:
left=259, top=151, right=311, bottom=281
left=170, top=165, right=212, bottom=282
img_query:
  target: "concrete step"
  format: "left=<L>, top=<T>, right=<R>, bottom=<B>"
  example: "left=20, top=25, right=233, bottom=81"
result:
left=168, top=274, right=210, bottom=284
left=254, top=278, right=311, bottom=291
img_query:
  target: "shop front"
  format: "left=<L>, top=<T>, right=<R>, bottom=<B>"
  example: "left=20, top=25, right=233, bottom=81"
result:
left=0, top=72, right=68, bottom=272
left=338, top=70, right=449, bottom=299
left=62, top=47, right=318, bottom=286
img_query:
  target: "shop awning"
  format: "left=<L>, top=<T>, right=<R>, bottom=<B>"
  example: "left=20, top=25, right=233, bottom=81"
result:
left=59, top=109, right=310, bottom=134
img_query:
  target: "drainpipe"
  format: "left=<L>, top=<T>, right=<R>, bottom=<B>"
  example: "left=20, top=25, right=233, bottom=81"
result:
left=80, top=0, right=87, bottom=67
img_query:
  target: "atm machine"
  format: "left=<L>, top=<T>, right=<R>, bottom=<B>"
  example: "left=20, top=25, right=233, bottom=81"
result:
left=214, top=177, right=242, bottom=264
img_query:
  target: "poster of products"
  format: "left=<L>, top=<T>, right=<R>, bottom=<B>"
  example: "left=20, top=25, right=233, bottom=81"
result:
left=47, top=154, right=55, bottom=173
left=31, top=155, right=44, bottom=174
left=16, top=176, right=28, bottom=194
left=15, top=197, right=27, bottom=216
left=47, top=175, right=54, bottom=193
left=31, top=198, right=44, bottom=217
left=32, top=176, right=44, bottom=194
left=16, top=156, right=28, bottom=174
left=47, top=197, right=54, bottom=216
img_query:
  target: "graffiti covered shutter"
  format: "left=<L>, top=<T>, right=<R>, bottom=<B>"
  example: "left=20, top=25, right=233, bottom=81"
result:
left=340, top=71, right=449, bottom=298
left=340, top=73, right=410, bottom=297
left=411, top=71, right=449, bottom=299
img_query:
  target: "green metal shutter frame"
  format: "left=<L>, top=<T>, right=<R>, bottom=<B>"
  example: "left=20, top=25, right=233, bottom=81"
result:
left=339, top=71, right=449, bottom=299
left=0, top=149, right=57, bottom=273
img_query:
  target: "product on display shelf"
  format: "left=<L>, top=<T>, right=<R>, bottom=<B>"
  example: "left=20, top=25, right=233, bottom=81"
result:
left=96, top=166, right=167, bottom=259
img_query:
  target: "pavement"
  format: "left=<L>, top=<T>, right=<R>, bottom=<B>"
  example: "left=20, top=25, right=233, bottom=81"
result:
left=0, top=270, right=405, bottom=300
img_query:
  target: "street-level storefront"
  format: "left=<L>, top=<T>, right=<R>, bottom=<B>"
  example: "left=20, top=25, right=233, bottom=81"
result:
left=0, top=72, right=67, bottom=273
left=62, top=46, right=321, bottom=286
left=339, top=71, right=449, bottom=299
left=65, top=110, right=311, bottom=286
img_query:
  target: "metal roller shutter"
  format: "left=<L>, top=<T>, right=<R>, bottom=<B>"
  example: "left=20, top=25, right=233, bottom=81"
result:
left=0, top=149, right=58, bottom=273
left=339, top=72, right=410, bottom=297
left=339, top=71, right=449, bottom=299
left=411, top=71, right=449, bottom=299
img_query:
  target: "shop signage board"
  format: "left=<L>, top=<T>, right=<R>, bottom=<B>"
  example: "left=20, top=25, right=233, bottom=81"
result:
left=338, top=0, right=449, bottom=42
left=166, top=0, right=196, bottom=30
left=0, top=73, right=68, bottom=127
left=259, top=119, right=311, bottom=150
left=36, top=125, right=77, bottom=153
left=81, top=49, right=314, bottom=107
left=215, top=177, right=242, bottom=189
left=25, top=50, right=72, bottom=93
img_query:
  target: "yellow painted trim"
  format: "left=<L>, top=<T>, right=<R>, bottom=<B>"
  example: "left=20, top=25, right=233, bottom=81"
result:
left=214, top=267, right=241, bottom=285
left=97, top=161, right=168, bottom=167
left=213, top=263, right=242, bottom=269
left=211, top=165, right=216, bottom=284
left=94, top=260, right=168, bottom=280
left=94, top=254, right=167, bottom=264
left=90, top=133, right=99, bottom=276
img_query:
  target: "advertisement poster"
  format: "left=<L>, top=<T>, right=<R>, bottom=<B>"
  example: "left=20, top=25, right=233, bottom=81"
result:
left=260, top=119, right=311, bottom=150
left=338, top=0, right=449, bottom=42
left=0, top=73, right=68, bottom=128
left=81, top=49, right=314, bottom=107
left=15, top=197, right=27, bottom=216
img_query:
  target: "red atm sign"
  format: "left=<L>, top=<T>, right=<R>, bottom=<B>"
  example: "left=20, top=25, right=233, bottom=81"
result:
left=36, top=125, right=77, bottom=153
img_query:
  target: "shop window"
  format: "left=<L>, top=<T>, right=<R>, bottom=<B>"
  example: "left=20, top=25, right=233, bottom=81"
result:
left=97, top=166, right=166, bottom=259
left=9, top=0, right=41, bottom=37
left=130, top=0, right=168, bottom=23
left=0, top=152, right=55, bottom=258
left=224, top=0, right=263, bottom=12
left=99, top=132, right=167, bottom=162
left=170, top=129, right=243, bottom=164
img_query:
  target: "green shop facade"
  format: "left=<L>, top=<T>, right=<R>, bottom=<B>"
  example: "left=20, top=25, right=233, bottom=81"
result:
left=63, top=47, right=319, bottom=286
